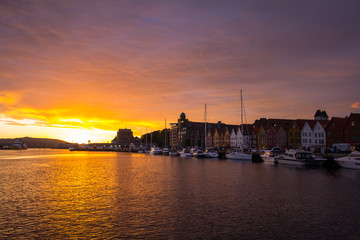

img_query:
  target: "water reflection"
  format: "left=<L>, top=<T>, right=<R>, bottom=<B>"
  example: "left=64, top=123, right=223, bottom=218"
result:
left=1, top=150, right=360, bottom=239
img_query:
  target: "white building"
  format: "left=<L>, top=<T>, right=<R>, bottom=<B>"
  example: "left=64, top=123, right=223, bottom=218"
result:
left=312, top=121, right=327, bottom=153
left=230, top=128, right=237, bottom=147
left=236, top=127, right=243, bottom=148
left=301, top=122, right=313, bottom=150
left=301, top=120, right=328, bottom=153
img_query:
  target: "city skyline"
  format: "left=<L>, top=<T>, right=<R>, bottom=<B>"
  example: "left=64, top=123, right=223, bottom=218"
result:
left=1, top=0, right=360, bottom=143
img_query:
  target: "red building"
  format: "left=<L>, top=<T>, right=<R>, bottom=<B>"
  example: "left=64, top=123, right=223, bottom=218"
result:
left=326, top=117, right=347, bottom=147
left=267, top=126, right=277, bottom=148
left=343, top=113, right=360, bottom=148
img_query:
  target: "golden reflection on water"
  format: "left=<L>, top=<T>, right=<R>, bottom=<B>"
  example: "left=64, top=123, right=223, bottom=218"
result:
left=44, top=151, right=120, bottom=237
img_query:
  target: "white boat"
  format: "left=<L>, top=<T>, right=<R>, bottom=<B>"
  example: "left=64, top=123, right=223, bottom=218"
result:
left=335, top=151, right=360, bottom=169
left=162, top=147, right=169, bottom=156
left=179, top=148, right=192, bottom=157
left=203, top=148, right=219, bottom=158
left=261, top=147, right=284, bottom=163
left=163, top=119, right=169, bottom=156
left=170, top=150, right=180, bottom=156
left=11, top=140, right=27, bottom=150
left=276, top=149, right=317, bottom=166
left=150, top=147, right=163, bottom=155
left=193, top=149, right=206, bottom=158
left=226, top=149, right=252, bottom=161
left=226, top=90, right=252, bottom=161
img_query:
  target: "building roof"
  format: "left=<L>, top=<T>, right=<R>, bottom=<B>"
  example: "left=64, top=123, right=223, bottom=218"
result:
left=326, top=117, right=347, bottom=131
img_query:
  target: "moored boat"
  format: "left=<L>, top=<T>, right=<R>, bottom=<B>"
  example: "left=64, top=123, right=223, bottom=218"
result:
left=179, top=148, right=192, bottom=157
left=11, top=140, right=27, bottom=150
left=162, top=147, right=169, bottom=156
left=150, top=147, right=163, bottom=155
left=203, top=148, right=219, bottom=158
left=193, top=149, right=206, bottom=158
left=335, top=151, right=360, bottom=169
left=226, top=149, right=252, bottom=161
left=275, top=149, right=322, bottom=166
left=261, top=147, right=285, bottom=163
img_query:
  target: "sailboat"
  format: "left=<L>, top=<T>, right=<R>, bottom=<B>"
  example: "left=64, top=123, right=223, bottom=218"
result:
left=226, top=90, right=252, bottom=161
left=163, top=119, right=169, bottom=156
left=203, top=103, right=219, bottom=158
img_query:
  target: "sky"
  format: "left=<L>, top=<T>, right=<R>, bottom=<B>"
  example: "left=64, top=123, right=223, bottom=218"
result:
left=1, top=0, right=360, bottom=143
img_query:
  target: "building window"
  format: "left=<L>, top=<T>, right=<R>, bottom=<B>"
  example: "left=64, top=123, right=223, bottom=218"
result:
left=351, top=121, right=355, bottom=127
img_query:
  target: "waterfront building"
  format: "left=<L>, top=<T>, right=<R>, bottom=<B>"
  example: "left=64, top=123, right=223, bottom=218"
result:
left=230, top=128, right=237, bottom=147
left=301, top=121, right=314, bottom=150
left=241, top=124, right=251, bottom=150
left=343, top=113, right=360, bottom=147
left=213, top=128, right=220, bottom=147
left=267, top=126, right=277, bottom=149
left=236, top=128, right=242, bottom=148
left=314, top=110, right=329, bottom=121
left=287, top=120, right=304, bottom=149
left=275, top=126, right=287, bottom=148
left=257, top=125, right=267, bottom=149
left=312, top=121, right=328, bottom=153
left=206, top=129, right=214, bottom=148
left=326, top=117, right=347, bottom=147
left=224, top=127, right=231, bottom=147
left=170, top=112, right=240, bottom=149
left=112, top=128, right=135, bottom=148
left=250, top=126, right=259, bottom=149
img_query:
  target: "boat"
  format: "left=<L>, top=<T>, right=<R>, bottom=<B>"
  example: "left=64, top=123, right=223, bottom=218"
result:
left=11, top=140, right=27, bottom=150
left=170, top=150, right=180, bottom=156
left=309, top=155, right=327, bottom=166
left=226, top=90, right=252, bottom=161
left=261, top=147, right=285, bottom=163
left=150, top=146, right=163, bottom=155
left=162, top=147, right=169, bottom=156
left=335, top=151, right=360, bottom=169
left=179, top=148, right=192, bottom=157
left=226, top=149, right=252, bottom=161
left=203, top=148, right=219, bottom=158
left=193, top=149, right=206, bottom=158
left=275, top=149, right=323, bottom=166
left=163, top=119, right=169, bottom=156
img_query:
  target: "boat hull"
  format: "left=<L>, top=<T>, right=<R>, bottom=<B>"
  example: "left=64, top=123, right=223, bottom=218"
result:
left=335, top=160, right=360, bottom=170
left=276, top=158, right=306, bottom=166
left=226, top=153, right=252, bottom=161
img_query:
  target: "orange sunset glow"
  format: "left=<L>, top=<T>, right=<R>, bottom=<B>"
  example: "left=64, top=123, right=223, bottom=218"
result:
left=1, top=1, right=360, bottom=143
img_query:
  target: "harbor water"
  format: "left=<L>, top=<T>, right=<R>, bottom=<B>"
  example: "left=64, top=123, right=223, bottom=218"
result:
left=1, top=149, right=360, bottom=239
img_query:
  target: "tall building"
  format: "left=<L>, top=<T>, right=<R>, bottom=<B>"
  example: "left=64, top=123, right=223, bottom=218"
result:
left=113, top=129, right=134, bottom=147
left=314, top=110, right=329, bottom=121
left=170, top=112, right=240, bottom=149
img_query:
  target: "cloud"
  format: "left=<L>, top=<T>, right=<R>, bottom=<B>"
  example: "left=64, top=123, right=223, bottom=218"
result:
left=351, top=102, right=360, bottom=109
left=0, top=0, right=360, bottom=140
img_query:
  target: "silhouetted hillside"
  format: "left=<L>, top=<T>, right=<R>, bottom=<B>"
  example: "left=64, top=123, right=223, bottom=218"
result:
left=0, top=137, right=69, bottom=149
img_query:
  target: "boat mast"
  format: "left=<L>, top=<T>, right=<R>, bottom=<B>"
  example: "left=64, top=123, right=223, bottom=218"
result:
left=204, top=103, right=207, bottom=150
left=164, top=118, right=167, bottom=148
left=150, top=131, right=152, bottom=148
left=145, top=128, right=148, bottom=149
left=241, top=90, right=244, bottom=134
left=241, top=90, right=244, bottom=149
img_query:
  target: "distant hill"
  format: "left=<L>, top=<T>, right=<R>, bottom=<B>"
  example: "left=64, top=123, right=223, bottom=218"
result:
left=0, top=137, right=70, bottom=149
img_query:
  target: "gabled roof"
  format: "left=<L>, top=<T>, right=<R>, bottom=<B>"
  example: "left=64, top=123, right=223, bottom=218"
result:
left=295, top=119, right=308, bottom=129
left=345, top=113, right=360, bottom=127
left=251, top=126, right=259, bottom=135
left=326, top=117, right=347, bottom=131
